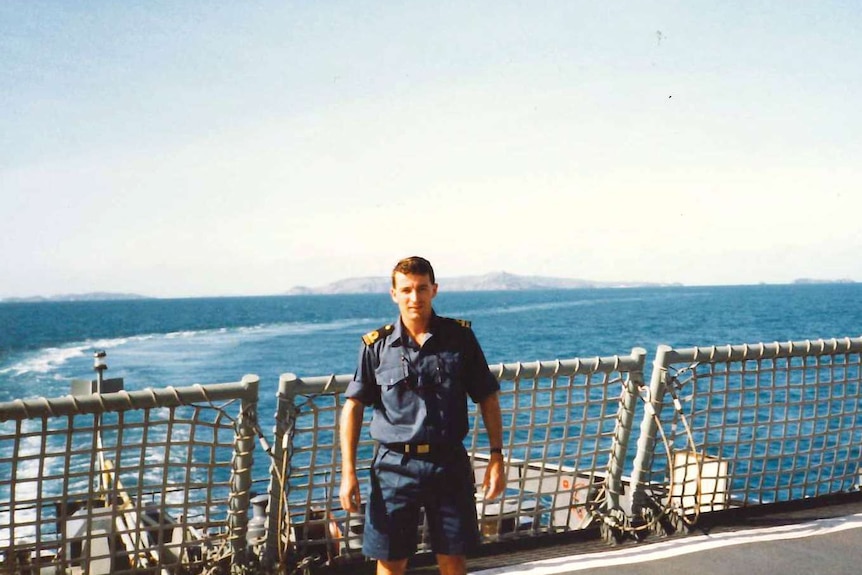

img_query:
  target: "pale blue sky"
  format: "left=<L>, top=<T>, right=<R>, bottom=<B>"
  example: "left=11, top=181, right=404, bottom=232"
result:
left=2, top=1, right=861, bottom=298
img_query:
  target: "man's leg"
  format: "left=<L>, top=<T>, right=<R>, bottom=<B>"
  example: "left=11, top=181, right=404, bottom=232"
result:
left=377, top=558, right=409, bottom=575
left=424, top=450, right=480, bottom=569
left=365, top=451, right=423, bottom=568
left=436, top=553, right=467, bottom=575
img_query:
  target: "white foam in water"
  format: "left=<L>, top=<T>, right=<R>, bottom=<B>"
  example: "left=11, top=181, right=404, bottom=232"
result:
left=158, top=318, right=373, bottom=343
left=0, top=427, right=49, bottom=546
left=1, top=317, right=378, bottom=379
left=207, top=317, right=376, bottom=339
left=165, top=330, right=202, bottom=339
left=0, top=334, right=148, bottom=377
left=462, top=292, right=698, bottom=319
left=0, top=345, right=86, bottom=375
left=14, top=433, right=45, bottom=484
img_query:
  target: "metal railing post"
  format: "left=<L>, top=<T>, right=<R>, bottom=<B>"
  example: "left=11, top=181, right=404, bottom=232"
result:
left=605, top=348, right=647, bottom=512
left=596, top=348, right=646, bottom=542
left=262, top=373, right=301, bottom=570
left=229, top=374, right=260, bottom=573
left=630, top=345, right=672, bottom=520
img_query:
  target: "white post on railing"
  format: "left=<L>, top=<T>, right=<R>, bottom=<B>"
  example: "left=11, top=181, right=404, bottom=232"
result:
left=630, top=345, right=672, bottom=524
left=605, top=348, right=647, bottom=513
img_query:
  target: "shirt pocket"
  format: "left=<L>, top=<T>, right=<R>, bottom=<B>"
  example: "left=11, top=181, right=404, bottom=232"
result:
left=434, top=351, right=462, bottom=387
left=375, top=363, right=407, bottom=387
left=374, top=361, right=420, bottom=425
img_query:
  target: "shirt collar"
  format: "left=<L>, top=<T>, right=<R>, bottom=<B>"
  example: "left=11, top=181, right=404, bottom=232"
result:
left=393, top=310, right=438, bottom=348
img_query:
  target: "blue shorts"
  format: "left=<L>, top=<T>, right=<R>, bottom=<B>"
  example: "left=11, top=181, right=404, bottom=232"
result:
left=362, top=445, right=480, bottom=561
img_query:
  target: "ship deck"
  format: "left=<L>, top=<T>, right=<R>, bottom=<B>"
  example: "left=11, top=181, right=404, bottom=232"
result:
left=341, top=491, right=862, bottom=575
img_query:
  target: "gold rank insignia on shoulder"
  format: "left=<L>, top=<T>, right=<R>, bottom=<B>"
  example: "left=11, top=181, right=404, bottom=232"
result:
left=362, top=324, right=394, bottom=345
left=453, top=318, right=472, bottom=329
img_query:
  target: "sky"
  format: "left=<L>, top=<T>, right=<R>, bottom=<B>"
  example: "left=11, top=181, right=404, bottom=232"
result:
left=2, top=1, right=861, bottom=299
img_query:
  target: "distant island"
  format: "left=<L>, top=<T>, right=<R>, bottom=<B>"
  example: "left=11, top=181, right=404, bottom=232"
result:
left=0, top=292, right=151, bottom=304
left=5, top=276, right=852, bottom=303
left=792, top=278, right=856, bottom=285
left=285, top=271, right=682, bottom=295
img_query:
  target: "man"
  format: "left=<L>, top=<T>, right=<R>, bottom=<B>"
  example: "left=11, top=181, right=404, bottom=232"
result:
left=339, top=256, right=505, bottom=575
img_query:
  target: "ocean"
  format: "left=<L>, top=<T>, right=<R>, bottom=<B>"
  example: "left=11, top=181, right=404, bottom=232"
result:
left=2, top=283, right=861, bottom=407
left=1, top=283, right=861, bottom=526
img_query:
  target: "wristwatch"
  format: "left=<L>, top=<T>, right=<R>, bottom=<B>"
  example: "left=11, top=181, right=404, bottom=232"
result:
left=489, top=447, right=503, bottom=456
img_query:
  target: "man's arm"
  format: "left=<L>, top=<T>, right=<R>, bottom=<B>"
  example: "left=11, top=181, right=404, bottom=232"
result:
left=479, top=391, right=505, bottom=500
left=339, top=397, right=365, bottom=513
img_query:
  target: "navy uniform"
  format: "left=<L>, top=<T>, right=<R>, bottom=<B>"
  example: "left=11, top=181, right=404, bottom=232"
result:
left=345, top=312, right=499, bottom=560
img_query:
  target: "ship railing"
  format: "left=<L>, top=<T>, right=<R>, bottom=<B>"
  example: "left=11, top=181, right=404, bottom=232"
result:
left=0, top=375, right=259, bottom=575
left=268, top=336, right=862, bottom=568
left=630, top=336, right=862, bottom=534
left=2, top=336, right=861, bottom=573
left=263, top=348, right=649, bottom=568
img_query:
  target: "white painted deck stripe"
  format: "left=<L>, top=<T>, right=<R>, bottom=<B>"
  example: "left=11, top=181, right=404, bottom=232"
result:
left=471, top=512, right=862, bottom=575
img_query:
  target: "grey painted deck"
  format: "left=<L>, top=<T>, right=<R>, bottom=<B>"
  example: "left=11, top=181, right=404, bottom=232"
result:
left=392, top=492, right=862, bottom=575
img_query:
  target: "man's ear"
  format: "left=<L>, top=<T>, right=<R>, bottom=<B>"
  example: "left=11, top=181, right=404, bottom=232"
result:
left=390, top=287, right=398, bottom=304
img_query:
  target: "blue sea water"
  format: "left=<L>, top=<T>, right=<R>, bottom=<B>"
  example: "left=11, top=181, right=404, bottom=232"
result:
left=1, top=283, right=861, bottom=510
left=2, top=283, right=861, bottom=405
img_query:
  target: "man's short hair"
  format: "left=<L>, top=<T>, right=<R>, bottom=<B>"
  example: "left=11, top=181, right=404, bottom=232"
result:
left=392, top=256, right=436, bottom=286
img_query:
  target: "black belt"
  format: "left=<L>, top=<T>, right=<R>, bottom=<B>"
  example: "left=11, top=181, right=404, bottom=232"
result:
left=384, top=443, right=457, bottom=456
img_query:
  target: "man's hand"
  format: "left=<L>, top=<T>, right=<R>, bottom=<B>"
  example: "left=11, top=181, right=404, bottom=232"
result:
left=339, top=398, right=365, bottom=513
left=340, top=470, right=362, bottom=513
left=478, top=392, right=505, bottom=499
left=482, top=454, right=505, bottom=500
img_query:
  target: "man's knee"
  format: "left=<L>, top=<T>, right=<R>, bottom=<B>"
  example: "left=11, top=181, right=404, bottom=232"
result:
left=377, top=558, right=408, bottom=575
left=436, top=553, right=467, bottom=575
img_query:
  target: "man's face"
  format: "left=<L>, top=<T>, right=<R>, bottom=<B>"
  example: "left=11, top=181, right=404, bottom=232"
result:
left=391, top=272, right=438, bottom=325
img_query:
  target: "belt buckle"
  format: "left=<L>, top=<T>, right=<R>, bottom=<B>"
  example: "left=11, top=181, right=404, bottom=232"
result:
left=409, top=444, right=431, bottom=454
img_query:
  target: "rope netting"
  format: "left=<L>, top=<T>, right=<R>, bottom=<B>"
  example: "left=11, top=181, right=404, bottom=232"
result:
left=270, top=351, right=647, bottom=568
left=4, top=338, right=862, bottom=572
left=645, top=338, right=862, bottom=527
left=468, top=359, right=638, bottom=540
left=0, top=380, right=259, bottom=575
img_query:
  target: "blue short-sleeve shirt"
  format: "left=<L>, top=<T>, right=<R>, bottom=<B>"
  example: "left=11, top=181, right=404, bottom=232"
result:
left=344, top=312, right=499, bottom=445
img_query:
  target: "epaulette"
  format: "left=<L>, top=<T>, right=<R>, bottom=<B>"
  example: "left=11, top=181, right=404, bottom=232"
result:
left=445, top=317, right=472, bottom=329
left=362, top=324, right=394, bottom=345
